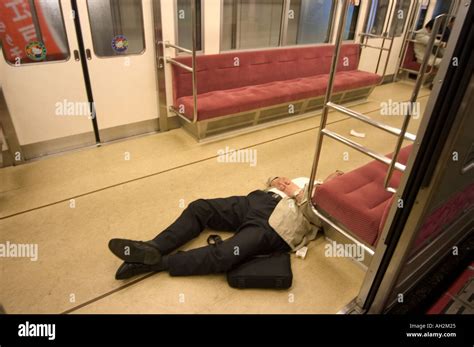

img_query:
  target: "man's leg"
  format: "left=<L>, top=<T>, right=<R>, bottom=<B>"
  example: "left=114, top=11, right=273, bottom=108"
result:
left=109, top=196, right=249, bottom=265
left=150, top=196, right=249, bottom=255
left=167, top=225, right=290, bottom=276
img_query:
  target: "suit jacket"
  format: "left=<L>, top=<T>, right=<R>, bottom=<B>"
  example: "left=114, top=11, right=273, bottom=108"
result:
left=264, top=177, right=321, bottom=251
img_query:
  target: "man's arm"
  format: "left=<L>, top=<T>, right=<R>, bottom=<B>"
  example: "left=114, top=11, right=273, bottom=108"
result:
left=416, top=32, right=444, bottom=47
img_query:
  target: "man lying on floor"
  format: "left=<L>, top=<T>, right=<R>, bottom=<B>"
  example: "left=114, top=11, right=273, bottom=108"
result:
left=109, top=176, right=333, bottom=280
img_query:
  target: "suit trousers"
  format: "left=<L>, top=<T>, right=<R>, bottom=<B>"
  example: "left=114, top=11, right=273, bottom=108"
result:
left=150, top=190, right=290, bottom=276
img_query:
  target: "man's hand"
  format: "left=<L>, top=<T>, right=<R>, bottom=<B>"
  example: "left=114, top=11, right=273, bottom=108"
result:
left=271, top=177, right=301, bottom=198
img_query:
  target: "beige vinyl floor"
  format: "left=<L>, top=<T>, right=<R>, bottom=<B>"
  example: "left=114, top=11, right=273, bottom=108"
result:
left=0, top=81, right=431, bottom=314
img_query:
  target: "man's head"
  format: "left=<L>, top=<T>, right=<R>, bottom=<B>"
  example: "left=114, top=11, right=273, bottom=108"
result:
left=425, top=19, right=435, bottom=33
left=269, top=177, right=300, bottom=196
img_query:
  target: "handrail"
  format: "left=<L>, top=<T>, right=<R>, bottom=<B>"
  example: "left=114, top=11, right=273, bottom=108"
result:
left=190, top=0, right=198, bottom=124
left=431, top=0, right=460, bottom=66
left=326, top=102, right=417, bottom=141
left=358, top=0, right=396, bottom=82
left=359, top=32, right=393, bottom=40
left=396, top=0, right=460, bottom=81
left=162, top=2, right=198, bottom=124
left=383, top=14, right=446, bottom=190
left=375, top=1, right=397, bottom=77
left=322, top=129, right=406, bottom=172
left=395, top=0, right=422, bottom=81
left=360, top=43, right=390, bottom=51
left=166, top=57, right=193, bottom=72
left=308, top=0, right=412, bottom=200
left=307, top=0, right=350, bottom=201
left=164, top=42, right=192, bottom=54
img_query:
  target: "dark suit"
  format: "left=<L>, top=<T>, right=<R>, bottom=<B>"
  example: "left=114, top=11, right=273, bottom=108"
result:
left=150, top=190, right=290, bottom=276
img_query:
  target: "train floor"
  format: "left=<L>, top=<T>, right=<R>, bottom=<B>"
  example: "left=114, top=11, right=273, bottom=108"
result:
left=0, top=81, right=431, bottom=314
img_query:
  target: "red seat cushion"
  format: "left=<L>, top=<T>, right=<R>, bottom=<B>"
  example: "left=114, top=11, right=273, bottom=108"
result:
left=402, top=42, right=421, bottom=71
left=177, top=70, right=381, bottom=121
left=172, top=44, right=382, bottom=120
left=312, top=146, right=413, bottom=246
left=172, top=44, right=359, bottom=102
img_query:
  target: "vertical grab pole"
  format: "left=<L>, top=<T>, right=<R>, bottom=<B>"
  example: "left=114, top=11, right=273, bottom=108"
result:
left=308, top=0, right=350, bottom=202
left=375, top=0, right=395, bottom=75
left=395, top=0, right=420, bottom=81
left=383, top=15, right=445, bottom=191
left=191, top=0, right=198, bottom=123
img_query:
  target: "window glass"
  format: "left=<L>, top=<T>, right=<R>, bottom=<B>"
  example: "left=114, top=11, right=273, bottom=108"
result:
left=366, top=0, right=390, bottom=36
left=389, top=0, right=411, bottom=37
left=176, top=0, right=202, bottom=51
left=87, top=0, right=145, bottom=57
left=287, top=0, right=335, bottom=45
left=343, top=0, right=361, bottom=40
left=221, top=0, right=284, bottom=51
left=0, top=0, right=69, bottom=65
left=415, top=2, right=430, bottom=30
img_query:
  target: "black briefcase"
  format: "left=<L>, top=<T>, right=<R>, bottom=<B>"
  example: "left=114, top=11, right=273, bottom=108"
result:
left=226, top=253, right=293, bottom=289
left=207, top=234, right=293, bottom=289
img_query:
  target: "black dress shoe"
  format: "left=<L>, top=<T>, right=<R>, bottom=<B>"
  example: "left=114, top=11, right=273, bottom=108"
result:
left=108, top=239, right=162, bottom=265
left=115, top=262, right=153, bottom=280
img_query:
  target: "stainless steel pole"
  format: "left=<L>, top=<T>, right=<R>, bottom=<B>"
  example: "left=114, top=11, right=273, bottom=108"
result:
left=307, top=0, right=350, bottom=202
left=191, top=0, right=198, bottom=123
left=383, top=14, right=446, bottom=190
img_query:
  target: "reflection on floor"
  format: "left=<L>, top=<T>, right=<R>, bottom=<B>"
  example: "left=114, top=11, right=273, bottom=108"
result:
left=0, top=82, right=431, bottom=314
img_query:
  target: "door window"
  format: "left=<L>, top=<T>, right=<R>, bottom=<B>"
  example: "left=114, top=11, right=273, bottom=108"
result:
left=86, top=0, right=145, bottom=57
left=176, top=0, right=203, bottom=52
left=366, top=0, right=390, bottom=36
left=0, top=0, right=70, bottom=65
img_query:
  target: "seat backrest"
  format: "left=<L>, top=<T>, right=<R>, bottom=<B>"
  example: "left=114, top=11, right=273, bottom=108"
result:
left=172, top=44, right=361, bottom=101
left=377, top=145, right=414, bottom=240
left=402, top=42, right=421, bottom=70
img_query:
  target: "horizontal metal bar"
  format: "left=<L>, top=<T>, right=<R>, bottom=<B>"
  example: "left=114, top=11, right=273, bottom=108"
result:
left=312, top=207, right=375, bottom=256
left=327, top=102, right=417, bottom=141
left=360, top=43, right=390, bottom=51
left=321, top=128, right=406, bottom=172
left=359, top=32, right=393, bottom=40
left=166, top=57, right=193, bottom=72
left=398, top=67, right=426, bottom=74
left=164, top=42, right=192, bottom=54
left=169, top=106, right=193, bottom=124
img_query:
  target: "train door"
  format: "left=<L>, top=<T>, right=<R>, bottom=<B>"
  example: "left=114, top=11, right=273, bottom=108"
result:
left=75, top=0, right=159, bottom=142
left=0, top=0, right=96, bottom=159
left=358, top=0, right=414, bottom=79
left=0, top=0, right=159, bottom=161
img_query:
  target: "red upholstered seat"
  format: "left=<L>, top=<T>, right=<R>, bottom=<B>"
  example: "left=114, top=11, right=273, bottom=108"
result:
left=176, top=71, right=379, bottom=121
left=402, top=42, right=422, bottom=71
left=172, top=44, right=381, bottom=121
left=312, top=145, right=413, bottom=246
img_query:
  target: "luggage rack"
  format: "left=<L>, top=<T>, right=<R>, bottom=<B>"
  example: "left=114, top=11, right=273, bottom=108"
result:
left=306, top=0, right=446, bottom=261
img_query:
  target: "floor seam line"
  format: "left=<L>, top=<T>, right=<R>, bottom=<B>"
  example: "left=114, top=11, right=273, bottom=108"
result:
left=0, top=95, right=429, bottom=220
left=0, top=116, right=348, bottom=220
left=13, top=93, right=429, bottom=313
left=61, top=272, right=157, bottom=314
